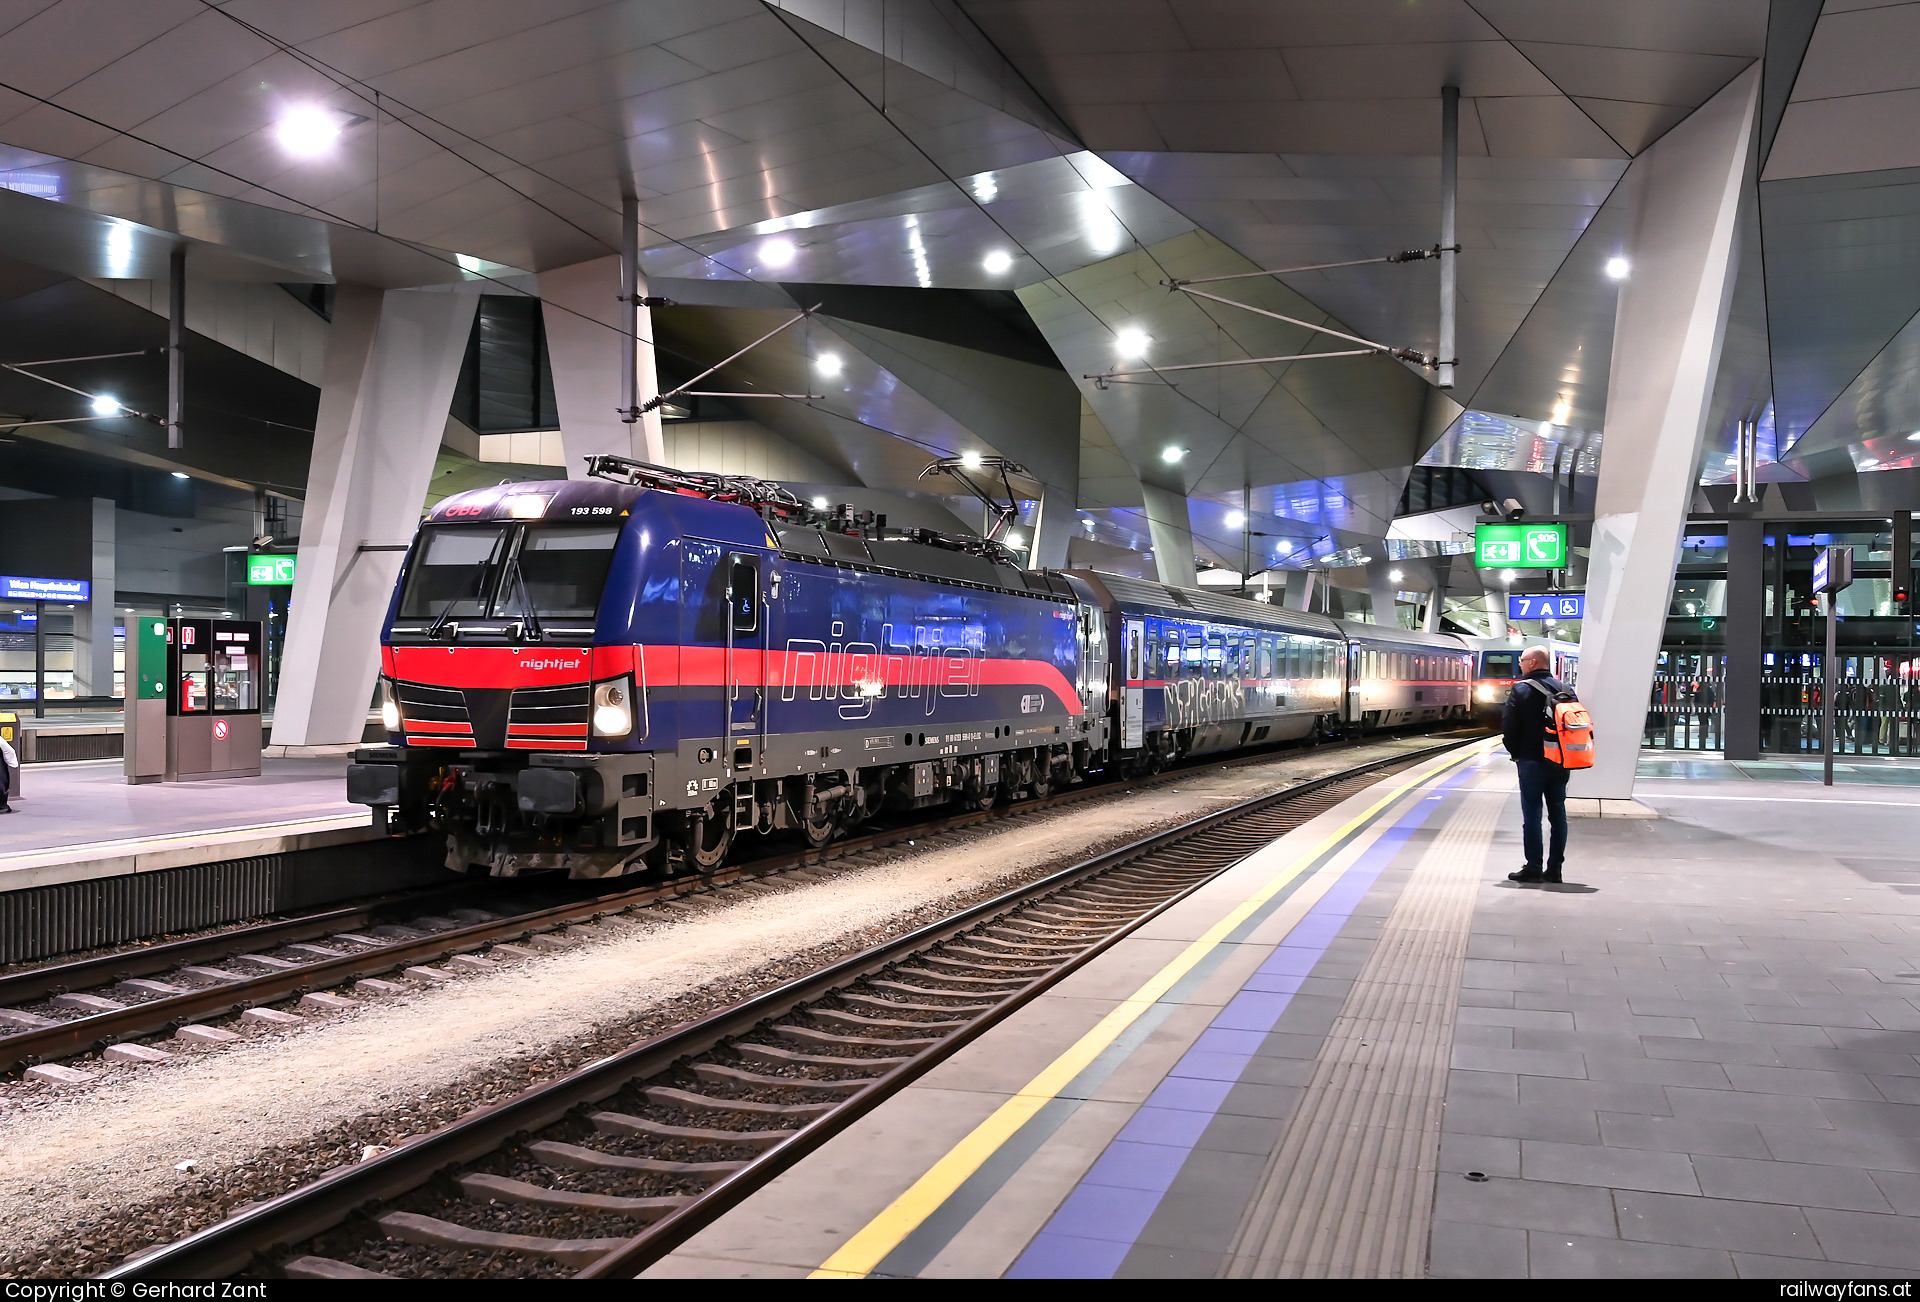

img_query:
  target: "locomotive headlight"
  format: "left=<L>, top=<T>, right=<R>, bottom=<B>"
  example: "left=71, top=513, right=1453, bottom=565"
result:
left=1476, top=684, right=1498, bottom=702
left=592, top=676, right=635, bottom=737
left=379, top=679, right=400, bottom=731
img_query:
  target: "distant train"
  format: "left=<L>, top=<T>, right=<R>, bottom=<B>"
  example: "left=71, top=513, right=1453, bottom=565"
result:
left=1468, top=636, right=1581, bottom=726
left=348, top=459, right=1479, bottom=879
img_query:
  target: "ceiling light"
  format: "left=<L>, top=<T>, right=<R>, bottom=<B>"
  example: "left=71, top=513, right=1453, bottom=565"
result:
left=1354, top=555, right=1373, bottom=564
left=1005, top=530, right=1023, bottom=547
left=1861, top=459, right=1880, bottom=469
left=1114, top=327, right=1151, bottom=358
left=1908, top=431, right=1920, bottom=442
left=105, top=224, right=134, bottom=276
left=759, top=237, right=797, bottom=269
left=1605, top=256, right=1630, bottom=281
left=815, top=352, right=842, bottom=377
left=812, top=496, right=830, bottom=510
left=275, top=105, right=345, bottom=158
left=960, top=450, right=983, bottom=469
left=1224, top=510, right=1245, bottom=529
left=1550, top=399, right=1571, bottom=425
left=89, top=394, right=119, bottom=416
left=1501, top=569, right=1516, bottom=583
left=981, top=249, right=1013, bottom=275
left=1390, top=569, right=1404, bottom=582
left=972, top=173, right=998, bottom=204
left=171, top=471, right=189, bottom=480
left=1160, top=446, right=1185, bottom=463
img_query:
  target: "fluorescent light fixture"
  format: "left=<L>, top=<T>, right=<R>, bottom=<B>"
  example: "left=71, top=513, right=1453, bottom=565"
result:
left=105, top=223, right=134, bottom=277
left=959, top=450, right=983, bottom=469
left=972, top=172, right=998, bottom=204
left=275, top=105, right=345, bottom=158
left=812, top=496, right=830, bottom=510
left=1160, top=446, right=1185, bottom=463
left=759, top=237, right=797, bottom=269
left=814, top=352, right=842, bottom=377
left=981, top=249, right=1013, bottom=275
left=1224, top=510, right=1245, bottom=529
left=89, top=394, right=119, bottom=416
left=1550, top=399, right=1571, bottom=425
left=455, top=253, right=484, bottom=274
left=171, top=471, right=189, bottom=480
left=1354, top=555, right=1373, bottom=564
left=1605, top=256, right=1630, bottom=281
left=1114, top=327, right=1150, bottom=358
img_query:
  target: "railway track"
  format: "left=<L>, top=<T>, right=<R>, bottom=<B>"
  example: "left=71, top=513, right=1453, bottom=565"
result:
left=101, top=737, right=1472, bottom=1281
left=0, top=731, right=1461, bottom=1080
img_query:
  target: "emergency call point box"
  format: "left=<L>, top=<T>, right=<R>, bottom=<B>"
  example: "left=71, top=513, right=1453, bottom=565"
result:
left=163, top=618, right=262, bottom=781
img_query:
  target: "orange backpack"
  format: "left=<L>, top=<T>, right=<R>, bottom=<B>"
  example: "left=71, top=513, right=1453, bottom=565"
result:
left=1529, top=678, right=1594, bottom=769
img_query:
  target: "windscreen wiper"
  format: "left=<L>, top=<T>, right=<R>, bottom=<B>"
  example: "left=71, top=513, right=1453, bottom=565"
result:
left=500, top=557, right=544, bottom=643
left=424, top=564, right=491, bottom=642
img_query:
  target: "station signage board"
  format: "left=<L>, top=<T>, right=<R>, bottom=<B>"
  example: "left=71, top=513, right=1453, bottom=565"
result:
left=1473, top=523, right=1567, bottom=569
left=0, top=574, right=89, bottom=601
left=246, top=554, right=296, bottom=585
left=1508, top=593, right=1585, bottom=621
left=1812, top=545, right=1852, bottom=595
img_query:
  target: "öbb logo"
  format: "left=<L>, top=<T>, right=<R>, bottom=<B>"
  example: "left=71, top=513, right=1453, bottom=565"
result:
left=443, top=504, right=484, bottom=517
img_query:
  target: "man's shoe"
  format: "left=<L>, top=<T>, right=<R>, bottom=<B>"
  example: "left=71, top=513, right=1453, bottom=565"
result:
left=1508, top=869, right=1546, bottom=883
left=1542, top=870, right=1563, bottom=884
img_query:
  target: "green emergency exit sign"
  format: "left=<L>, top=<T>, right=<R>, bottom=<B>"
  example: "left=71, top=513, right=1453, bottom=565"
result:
left=1474, top=522, right=1567, bottom=568
left=247, top=554, right=296, bottom=585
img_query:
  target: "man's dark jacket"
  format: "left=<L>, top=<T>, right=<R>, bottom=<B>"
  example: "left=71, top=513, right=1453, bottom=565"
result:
left=1502, top=668, right=1567, bottom=763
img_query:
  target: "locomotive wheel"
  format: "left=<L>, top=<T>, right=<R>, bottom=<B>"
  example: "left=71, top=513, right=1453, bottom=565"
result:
left=800, top=811, right=837, bottom=849
left=681, top=808, right=734, bottom=871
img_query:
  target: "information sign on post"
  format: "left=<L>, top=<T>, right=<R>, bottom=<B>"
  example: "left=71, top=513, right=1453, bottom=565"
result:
left=1814, top=545, right=1854, bottom=787
left=0, top=575, right=89, bottom=602
left=246, top=554, right=296, bottom=586
left=1474, top=523, right=1567, bottom=568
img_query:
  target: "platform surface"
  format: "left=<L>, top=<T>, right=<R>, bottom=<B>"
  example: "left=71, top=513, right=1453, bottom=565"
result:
left=0, top=756, right=372, bottom=890
left=647, top=743, right=1920, bottom=1279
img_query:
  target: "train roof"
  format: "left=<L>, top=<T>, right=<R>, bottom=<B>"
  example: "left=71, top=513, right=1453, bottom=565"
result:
left=1072, top=570, right=1345, bottom=638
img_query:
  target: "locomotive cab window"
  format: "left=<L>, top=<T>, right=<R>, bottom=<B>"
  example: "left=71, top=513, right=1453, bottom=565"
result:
left=399, top=525, right=509, bottom=618
left=728, top=555, right=759, bottom=633
left=516, top=524, right=621, bottom=619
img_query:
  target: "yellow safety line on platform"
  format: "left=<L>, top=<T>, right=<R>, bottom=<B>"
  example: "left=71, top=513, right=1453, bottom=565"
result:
left=808, top=739, right=1495, bottom=1279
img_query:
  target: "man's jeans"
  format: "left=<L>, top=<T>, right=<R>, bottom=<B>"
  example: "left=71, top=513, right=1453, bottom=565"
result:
left=1515, top=758, right=1569, bottom=874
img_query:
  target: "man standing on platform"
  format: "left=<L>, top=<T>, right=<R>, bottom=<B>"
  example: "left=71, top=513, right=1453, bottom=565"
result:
left=1503, top=645, right=1570, bottom=884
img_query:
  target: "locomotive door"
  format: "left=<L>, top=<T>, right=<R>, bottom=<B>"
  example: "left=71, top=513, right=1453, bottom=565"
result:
left=724, top=553, right=765, bottom=750
left=1122, top=617, right=1144, bottom=749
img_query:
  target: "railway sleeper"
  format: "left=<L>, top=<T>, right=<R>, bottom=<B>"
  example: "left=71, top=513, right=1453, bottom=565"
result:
left=281, top=1256, right=395, bottom=1279
left=641, top=1085, right=839, bottom=1119
left=837, top=992, right=998, bottom=1016
left=456, top=1172, right=691, bottom=1221
left=911, top=952, right=1042, bottom=975
left=524, top=1139, right=745, bottom=1178
left=809, top=1008, right=968, bottom=1033
left=690, top=1062, right=875, bottom=1093
left=589, top=1111, right=796, bottom=1150
left=891, top=966, right=1031, bottom=988
left=772, top=1025, right=940, bottom=1050
left=374, top=1210, right=624, bottom=1268
left=732, top=1042, right=912, bottom=1071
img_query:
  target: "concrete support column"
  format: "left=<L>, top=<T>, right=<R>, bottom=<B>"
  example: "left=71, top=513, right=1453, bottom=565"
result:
left=1424, top=557, right=1449, bottom=633
left=1284, top=569, right=1317, bottom=612
left=1367, top=559, right=1399, bottom=628
left=72, top=497, right=115, bottom=697
left=540, top=254, right=664, bottom=473
left=1570, top=66, right=1759, bottom=803
left=272, top=285, right=480, bottom=748
left=1722, top=517, right=1764, bottom=760
left=1139, top=484, right=1197, bottom=588
left=1485, top=586, right=1506, bottom=638
left=1028, top=483, right=1076, bottom=570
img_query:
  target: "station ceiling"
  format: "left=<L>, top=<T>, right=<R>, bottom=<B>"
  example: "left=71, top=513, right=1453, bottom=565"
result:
left=0, top=1, right=1911, bottom=575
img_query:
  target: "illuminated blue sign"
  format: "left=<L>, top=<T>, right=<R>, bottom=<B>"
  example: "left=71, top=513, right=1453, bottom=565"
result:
left=0, top=575, right=90, bottom=602
left=1508, top=593, right=1584, bottom=621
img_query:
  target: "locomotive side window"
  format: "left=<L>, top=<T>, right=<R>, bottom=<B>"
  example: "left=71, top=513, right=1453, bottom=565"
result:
left=728, top=555, right=759, bottom=633
left=399, top=525, right=509, bottom=618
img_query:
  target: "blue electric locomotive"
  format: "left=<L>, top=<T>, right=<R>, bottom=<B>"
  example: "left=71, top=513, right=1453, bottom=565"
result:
left=347, top=458, right=1474, bottom=878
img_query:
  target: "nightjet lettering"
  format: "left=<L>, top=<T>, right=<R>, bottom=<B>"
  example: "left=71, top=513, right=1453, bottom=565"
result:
left=519, top=658, right=582, bottom=671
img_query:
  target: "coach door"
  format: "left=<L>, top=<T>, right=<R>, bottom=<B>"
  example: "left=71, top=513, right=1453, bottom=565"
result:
left=724, top=553, right=765, bottom=763
left=1122, top=616, right=1145, bottom=749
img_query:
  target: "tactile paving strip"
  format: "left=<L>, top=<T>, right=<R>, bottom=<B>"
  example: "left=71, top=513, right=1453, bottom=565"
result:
left=1223, top=787, right=1501, bottom=1278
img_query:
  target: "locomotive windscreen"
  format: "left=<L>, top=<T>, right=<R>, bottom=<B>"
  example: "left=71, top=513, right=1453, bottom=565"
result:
left=397, top=523, right=620, bottom=620
left=1482, top=650, right=1519, bottom=677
